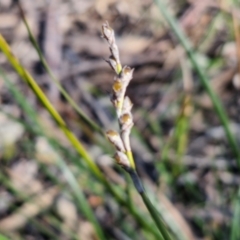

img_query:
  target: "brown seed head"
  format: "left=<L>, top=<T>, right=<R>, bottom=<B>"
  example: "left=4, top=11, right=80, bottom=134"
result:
left=120, top=66, right=134, bottom=83
left=112, top=80, right=123, bottom=93
left=119, top=113, right=133, bottom=131
left=114, top=151, right=130, bottom=168
left=106, top=130, right=125, bottom=151
left=120, top=113, right=132, bottom=124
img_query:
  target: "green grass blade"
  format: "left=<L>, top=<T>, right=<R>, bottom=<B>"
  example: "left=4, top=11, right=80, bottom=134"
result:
left=17, top=2, right=103, bottom=135
left=141, top=192, right=172, bottom=240
left=0, top=67, right=106, bottom=240
left=231, top=189, right=240, bottom=240
left=0, top=38, right=162, bottom=239
left=0, top=33, right=103, bottom=180
left=0, top=234, right=10, bottom=240
left=154, top=0, right=240, bottom=166
left=56, top=156, right=106, bottom=240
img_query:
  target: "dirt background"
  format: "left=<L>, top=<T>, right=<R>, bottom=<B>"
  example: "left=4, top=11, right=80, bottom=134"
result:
left=0, top=0, right=240, bottom=239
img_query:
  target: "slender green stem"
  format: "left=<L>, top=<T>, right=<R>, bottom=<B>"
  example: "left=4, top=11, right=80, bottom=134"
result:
left=104, top=179, right=163, bottom=239
left=0, top=67, right=106, bottom=240
left=17, top=1, right=103, bottom=135
left=0, top=33, right=103, bottom=181
left=126, top=150, right=136, bottom=170
left=141, top=192, right=172, bottom=240
left=153, top=3, right=240, bottom=240
left=57, top=157, right=106, bottom=240
left=104, top=21, right=172, bottom=239
left=154, top=0, right=240, bottom=167
left=127, top=169, right=172, bottom=240
left=0, top=39, right=161, bottom=239
left=231, top=188, right=240, bottom=240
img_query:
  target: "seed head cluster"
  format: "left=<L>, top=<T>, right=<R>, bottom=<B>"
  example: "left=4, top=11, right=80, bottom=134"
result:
left=102, top=21, right=135, bottom=169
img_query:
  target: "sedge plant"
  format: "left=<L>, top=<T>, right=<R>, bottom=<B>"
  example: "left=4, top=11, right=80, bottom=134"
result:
left=0, top=26, right=164, bottom=240
left=15, top=3, right=177, bottom=238
left=102, top=21, right=172, bottom=240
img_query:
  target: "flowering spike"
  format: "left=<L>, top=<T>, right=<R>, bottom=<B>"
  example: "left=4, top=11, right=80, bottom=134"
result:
left=102, top=21, right=121, bottom=73
left=102, top=22, right=135, bottom=169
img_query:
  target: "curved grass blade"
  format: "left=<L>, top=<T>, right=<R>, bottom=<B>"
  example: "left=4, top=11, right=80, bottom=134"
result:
left=0, top=67, right=106, bottom=240
left=17, top=1, right=103, bottom=135
left=154, top=0, right=240, bottom=167
left=231, top=188, right=240, bottom=240
left=0, top=35, right=162, bottom=239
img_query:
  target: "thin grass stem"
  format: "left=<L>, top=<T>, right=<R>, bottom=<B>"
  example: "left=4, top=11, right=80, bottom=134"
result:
left=154, top=0, right=240, bottom=167
left=141, top=192, right=172, bottom=240
left=0, top=37, right=161, bottom=239
left=0, top=67, right=106, bottom=240
left=231, top=188, right=240, bottom=240
left=17, top=1, right=103, bottom=135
